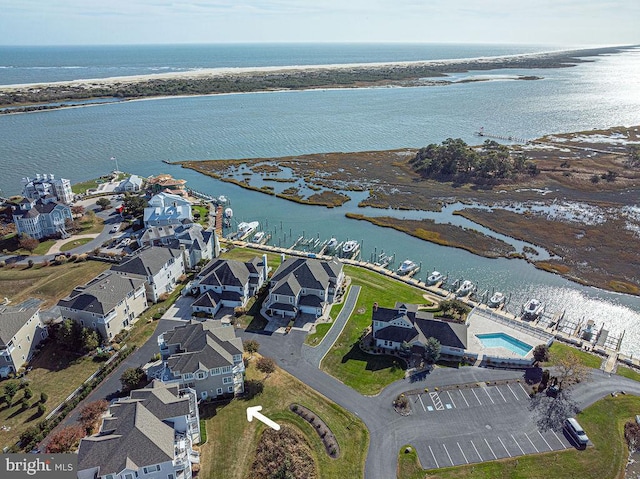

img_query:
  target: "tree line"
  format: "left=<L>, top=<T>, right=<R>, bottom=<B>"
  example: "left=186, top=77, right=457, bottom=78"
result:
left=409, top=138, right=539, bottom=184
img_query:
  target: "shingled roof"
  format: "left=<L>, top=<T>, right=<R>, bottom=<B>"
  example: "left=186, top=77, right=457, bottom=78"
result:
left=111, top=245, right=182, bottom=278
left=0, top=307, right=39, bottom=347
left=57, top=271, right=145, bottom=315
left=270, top=257, right=342, bottom=296
left=197, top=257, right=264, bottom=288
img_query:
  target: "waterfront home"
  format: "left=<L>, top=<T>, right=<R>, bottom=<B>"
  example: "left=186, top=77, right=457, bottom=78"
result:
left=0, top=306, right=48, bottom=378
left=157, top=320, right=244, bottom=400
left=371, top=302, right=468, bottom=359
left=58, top=271, right=147, bottom=341
left=138, top=223, right=218, bottom=270
left=117, top=174, right=143, bottom=193
left=189, top=256, right=268, bottom=316
left=143, top=192, right=193, bottom=227
left=146, top=174, right=188, bottom=196
left=21, top=173, right=73, bottom=204
left=111, top=246, right=185, bottom=303
left=264, top=256, right=344, bottom=319
left=76, top=380, right=200, bottom=479
left=12, top=197, right=73, bottom=240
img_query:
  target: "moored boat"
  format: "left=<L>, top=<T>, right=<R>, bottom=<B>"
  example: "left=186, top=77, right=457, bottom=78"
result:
left=488, top=291, right=505, bottom=308
left=397, top=259, right=419, bottom=276
left=455, top=280, right=474, bottom=297
left=237, top=221, right=259, bottom=240
left=342, top=240, right=360, bottom=255
left=426, top=270, right=444, bottom=285
left=326, top=237, right=338, bottom=250
left=251, top=231, right=266, bottom=244
left=522, top=298, right=544, bottom=320
left=224, top=207, right=233, bottom=218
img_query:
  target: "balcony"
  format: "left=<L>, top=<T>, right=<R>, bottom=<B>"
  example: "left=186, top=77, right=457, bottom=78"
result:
left=232, top=362, right=245, bottom=375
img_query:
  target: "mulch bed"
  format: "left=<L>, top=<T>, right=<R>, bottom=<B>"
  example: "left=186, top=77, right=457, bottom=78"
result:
left=289, top=403, right=340, bottom=458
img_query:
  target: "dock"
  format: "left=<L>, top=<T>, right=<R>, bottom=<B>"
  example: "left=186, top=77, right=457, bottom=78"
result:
left=475, top=128, right=528, bottom=144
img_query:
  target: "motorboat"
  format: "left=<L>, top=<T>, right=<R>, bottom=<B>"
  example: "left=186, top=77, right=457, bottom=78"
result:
left=397, top=259, right=419, bottom=276
left=426, top=270, right=444, bottom=285
left=522, top=298, right=544, bottom=320
left=326, top=238, right=338, bottom=250
left=224, top=207, right=233, bottom=218
left=251, top=231, right=266, bottom=243
left=237, top=221, right=259, bottom=240
left=218, top=195, right=228, bottom=204
left=342, top=240, right=360, bottom=255
left=455, top=280, right=474, bottom=297
left=488, top=291, right=505, bottom=308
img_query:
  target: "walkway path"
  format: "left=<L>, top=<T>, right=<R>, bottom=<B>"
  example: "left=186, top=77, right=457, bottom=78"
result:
left=46, top=234, right=100, bottom=255
left=301, top=285, right=361, bottom=368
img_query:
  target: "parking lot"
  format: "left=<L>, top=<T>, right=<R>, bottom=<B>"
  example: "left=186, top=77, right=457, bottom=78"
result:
left=406, top=382, right=574, bottom=469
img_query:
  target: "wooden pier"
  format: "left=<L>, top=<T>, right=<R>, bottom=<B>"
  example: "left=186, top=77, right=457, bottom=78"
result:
left=475, top=128, right=528, bottom=144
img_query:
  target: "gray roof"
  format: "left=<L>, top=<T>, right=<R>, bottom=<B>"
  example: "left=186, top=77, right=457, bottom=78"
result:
left=13, top=198, right=70, bottom=219
left=372, top=303, right=467, bottom=349
left=57, top=271, right=145, bottom=315
left=77, top=400, right=175, bottom=474
left=111, top=246, right=182, bottom=278
left=129, top=380, right=190, bottom=420
left=270, top=257, right=342, bottom=297
left=0, top=307, right=39, bottom=346
left=193, top=291, right=219, bottom=308
left=198, top=257, right=263, bottom=288
left=163, top=320, right=242, bottom=374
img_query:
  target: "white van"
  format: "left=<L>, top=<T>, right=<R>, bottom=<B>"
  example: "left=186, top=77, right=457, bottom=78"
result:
left=564, top=417, right=588, bottom=448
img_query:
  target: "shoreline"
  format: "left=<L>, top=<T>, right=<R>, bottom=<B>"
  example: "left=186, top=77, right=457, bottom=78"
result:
left=1, top=44, right=636, bottom=113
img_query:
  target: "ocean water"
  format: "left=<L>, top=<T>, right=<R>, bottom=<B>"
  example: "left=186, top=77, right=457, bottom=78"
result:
left=1, top=44, right=640, bottom=354
left=0, top=43, right=560, bottom=85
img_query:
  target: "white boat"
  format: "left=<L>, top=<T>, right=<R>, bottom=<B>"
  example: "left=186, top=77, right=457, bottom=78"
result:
left=488, top=291, right=505, bottom=308
left=522, top=298, right=544, bottom=320
left=251, top=231, right=266, bottom=243
left=397, top=259, right=419, bottom=275
left=327, top=238, right=338, bottom=250
left=342, top=240, right=360, bottom=254
left=426, top=270, right=444, bottom=285
left=455, top=280, right=474, bottom=297
left=224, top=207, right=233, bottom=218
left=218, top=195, right=228, bottom=204
left=237, top=221, right=259, bottom=240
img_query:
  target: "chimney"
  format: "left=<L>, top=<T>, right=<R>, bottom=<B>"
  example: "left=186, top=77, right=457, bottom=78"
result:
left=262, top=254, right=268, bottom=281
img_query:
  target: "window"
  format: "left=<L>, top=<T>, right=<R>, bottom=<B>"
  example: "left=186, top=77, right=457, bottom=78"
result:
left=143, top=466, right=160, bottom=474
left=183, top=373, right=194, bottom=380
left=228, top=386, right=233, bottom=393
left=124, top=474, right=134, bottom=479
left=216, top=388, right=222, bottom=395
left=209, top=367, right=220, bottom=375
left=223, top=376, right=232, bottom=384
left=221, top=365, right=231, bottom=373
left=195, top=371, right=207, bottom=380
left=168, top=475, right=174, bottom=479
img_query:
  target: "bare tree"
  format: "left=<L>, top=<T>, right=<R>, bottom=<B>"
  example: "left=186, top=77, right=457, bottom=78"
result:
left=552, top=351, right=590, bottom=391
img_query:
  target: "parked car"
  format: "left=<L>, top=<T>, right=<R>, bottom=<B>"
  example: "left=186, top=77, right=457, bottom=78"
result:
left=564, top=417, right=589, bottom=448
left=110, top=224, right=120, bottom=233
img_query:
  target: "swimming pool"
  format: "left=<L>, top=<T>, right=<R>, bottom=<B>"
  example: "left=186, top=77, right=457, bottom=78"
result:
left=476, top=333, right=534, bottom=357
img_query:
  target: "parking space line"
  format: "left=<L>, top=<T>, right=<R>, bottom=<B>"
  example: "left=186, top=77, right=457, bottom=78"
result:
left=443, top=443, right=454, bottom=466
left=471, top=388, right=482, bottom=405
left=447, top=391, right=456, bottom=408
left=506, top=384, right=519, bottom=400
left=494, top=386, right=507, bottom=402
left=511, top=434, right=525, bottom=455
left=525, top=433, right=539, bottom=453
left=470, top=440, right=482, bottom=461
left=459, top=389, right=470, bottom=408
left=428, top=445, right=439, bottom=469
left=518, top=383, right=529, bottom=397
left=538, top=430, right=553, bottom=450
left=457, top=442, right=469, bottom=464
left=417, top=394, right=427, bottom=412
left=498, top=436, right=511, bottom=457
left=551, top=429, right=566, bottom=448
left=484, top=438, right=497, bottom=459
left=483, top=387, right=495, bottom=404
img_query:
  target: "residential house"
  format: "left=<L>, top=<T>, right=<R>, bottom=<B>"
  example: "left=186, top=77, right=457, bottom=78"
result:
left=58, top=271, right=147, bottom=341
left=143, top=192, right=193, bottom=228
left=138, top=223, right=218, bottom=270
left=12, top=197, right=73, bottom=240
left=117, top=175, right=143, bottom=193
left=157, top=320, right=244, bottom=400
left=111, top=246, right=185, bottom=303
left=371, top=302, right=468, bottom=359
left=264, top=256, right=344, bottom=319
left=189, top=257, right=267, bottom=317
left=146, top=174, right=188, bottom=196
left=21, top=173, right=73, bottom=204
left=0, top=307, right=48, bottom=378
left=76, top=380, right=200, bottom=479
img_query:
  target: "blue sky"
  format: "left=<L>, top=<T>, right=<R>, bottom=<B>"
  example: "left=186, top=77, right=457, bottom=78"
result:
left=1, top=0, right=639, bottom=46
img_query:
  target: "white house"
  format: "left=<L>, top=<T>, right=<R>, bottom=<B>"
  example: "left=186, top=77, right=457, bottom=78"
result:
left=12, top=197, right=73, bottom=240
left=21, top=173, right=73, bottom=204
left=76, top=380, right=201, bottom=479
left=117, top=175, right=143, bottom=193
left=111, top=246, right=185, bottom=303
left=143, top=192, right=193, bottom=228
left=138, top=223, right=218, bottom=270
left=0, top=306, right=48, bottom=378
left=264, top=257, right=344, bottom=319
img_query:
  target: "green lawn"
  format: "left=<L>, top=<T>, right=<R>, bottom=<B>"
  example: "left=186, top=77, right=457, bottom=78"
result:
left=320, top=265, right=428, bottom=395
left=0, top=260, right=110, bottom=308
left=199, top=357, right=368, bottom=479
left=617, top=365, right=640, bottom=382
left=547, top=342, right=603, bottom=369
left=219, top=244, right=282, bottom=271
left=398, top=394, right=640, bottom=479
left=0, top=342, right=101, bottom=451
left=305, top=297, right=349, bottom=346
left=59, top=237, right=94, bottom=252
left=192, top=205, right=209, bottom=227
